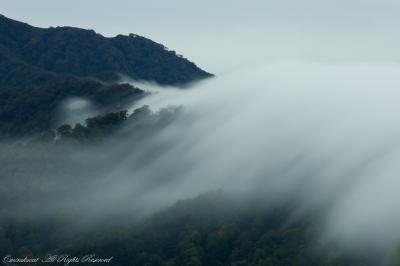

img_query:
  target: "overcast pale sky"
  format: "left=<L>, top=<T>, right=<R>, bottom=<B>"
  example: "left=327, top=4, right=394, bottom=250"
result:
left=2, top=0, right=400, bottom=73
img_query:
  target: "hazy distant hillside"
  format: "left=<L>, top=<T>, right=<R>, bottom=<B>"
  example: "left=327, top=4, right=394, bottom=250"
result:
left=0, top=15, right=212, bottom=138
left=0, top=190, right=373, bottom=266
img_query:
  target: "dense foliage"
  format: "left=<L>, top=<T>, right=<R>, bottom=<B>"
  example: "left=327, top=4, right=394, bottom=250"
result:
left=0, top=14, right=212, bottom=138
left=0, top=14, right=212, bottom=85
left=0, top=55, right=144, bottom=137
left=52, top=105, right=165, bottom=143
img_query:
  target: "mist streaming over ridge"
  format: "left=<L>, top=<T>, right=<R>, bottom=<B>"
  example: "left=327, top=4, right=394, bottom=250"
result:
left=129, top=63, right=400, bottom=250
left=2, top=62, right=400, bottom=260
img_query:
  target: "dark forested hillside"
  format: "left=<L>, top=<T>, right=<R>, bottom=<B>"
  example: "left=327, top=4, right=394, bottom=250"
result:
left=0, top=14, right=212, bottom=85
left=0, top=52, right=144, bottom=137
left=0, top=14, right=212, bottom=138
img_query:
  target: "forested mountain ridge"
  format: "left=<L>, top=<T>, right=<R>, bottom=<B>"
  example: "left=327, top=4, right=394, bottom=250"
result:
left=0, top=15, right=212, bottom=138
left=0, top=14, right=212, bottom=85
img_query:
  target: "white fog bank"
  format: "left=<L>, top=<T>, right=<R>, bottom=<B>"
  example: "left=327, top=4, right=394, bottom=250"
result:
left=125, top=62, right=400, bottom=252
left=3, top=62, right=400, bottom=260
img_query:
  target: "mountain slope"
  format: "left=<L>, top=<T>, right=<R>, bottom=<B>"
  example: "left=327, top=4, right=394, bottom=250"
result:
left=0, top=52, right=144, bottom=137
left=0, top=14, right=212, bottom=85
left=0, top=15, right=213, bottom=138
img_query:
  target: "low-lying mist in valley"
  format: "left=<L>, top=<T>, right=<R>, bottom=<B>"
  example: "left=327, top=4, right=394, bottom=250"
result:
left=2, top=62, right=400, bottom=261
